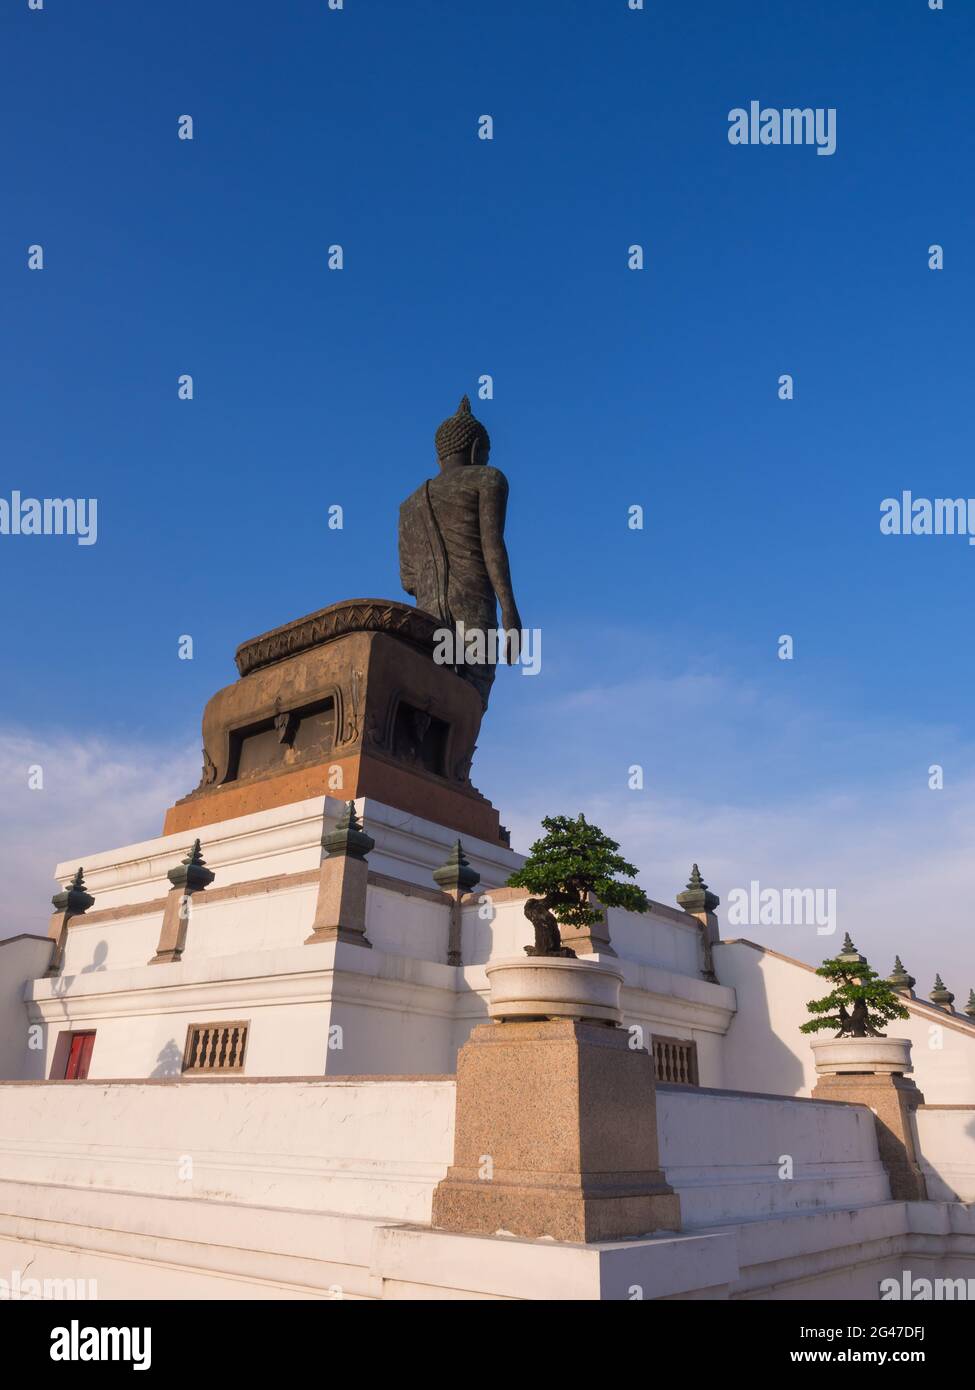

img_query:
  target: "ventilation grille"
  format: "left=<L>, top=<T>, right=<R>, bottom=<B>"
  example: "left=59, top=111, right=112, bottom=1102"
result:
left=652, top=1035, right=699, bottom=1086
left=182, top=1022, right=249, bottom=1073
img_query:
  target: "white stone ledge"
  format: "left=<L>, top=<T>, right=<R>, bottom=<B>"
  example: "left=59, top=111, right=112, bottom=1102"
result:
left=0, top=1079, right=455, bottom=1223
left=0, top=1179, right=382, bottom=1299
left=26, top=942, right=461, bottom=1020
left=0, top=1179, right=969, bottom=1300
left=55, top=795, right=523, bottom=914
left=370, top=1225, right=739, bottom=1301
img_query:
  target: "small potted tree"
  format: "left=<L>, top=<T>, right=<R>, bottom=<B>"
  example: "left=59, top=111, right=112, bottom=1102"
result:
left=506, top=812, right=649, bottom=955
left=487, top=814, right=646, bottom=1022
left=801, top=934, right=913, bottom=1075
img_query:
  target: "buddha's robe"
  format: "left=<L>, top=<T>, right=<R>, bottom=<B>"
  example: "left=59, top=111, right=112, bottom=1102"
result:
left=399, top=464, right=510, bottom=709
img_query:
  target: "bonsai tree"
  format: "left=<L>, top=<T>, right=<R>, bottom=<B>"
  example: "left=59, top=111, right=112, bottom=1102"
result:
left=800, top=935, right=910, bottom=1039
left=506, top=813, right=649, bottom=957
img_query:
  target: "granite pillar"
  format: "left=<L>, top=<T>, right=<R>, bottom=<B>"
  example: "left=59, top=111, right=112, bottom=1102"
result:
left=432, top=1018, right=680, bottom=1243
left=812, top=1070, right=928, bottom=1201
left=432, top=839, right=480, bottom=966
left=149, top=840, right=215, bottom=965
left=305, top=801, right=374, bottom=948
left=44, top=868, right=94, bottom=976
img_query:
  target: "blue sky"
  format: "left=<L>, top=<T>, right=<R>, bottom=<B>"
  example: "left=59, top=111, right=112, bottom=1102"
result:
left=2, top=1, right=973, bottom=995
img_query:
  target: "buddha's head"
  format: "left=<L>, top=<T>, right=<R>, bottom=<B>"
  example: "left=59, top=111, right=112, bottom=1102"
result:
left=435, top=395, right=490, bottom=468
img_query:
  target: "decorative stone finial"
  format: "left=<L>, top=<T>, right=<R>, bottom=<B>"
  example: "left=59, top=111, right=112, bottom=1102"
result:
left=836, top=933, right=867, bottom=965
left=929, top=974, right=955, bottom=1009
left=167, top=839, right=216, bottom=893
left=887, top=956, right=916, bottom=993
left=433, top=839, right=481, bottom=895
left=323, top=801, right=375, bottom=861
left=965, top=989, right=975, bottom=1020
left=676, top=863, right=719, bottom=915
left=52, top=867, right=94, bottom=917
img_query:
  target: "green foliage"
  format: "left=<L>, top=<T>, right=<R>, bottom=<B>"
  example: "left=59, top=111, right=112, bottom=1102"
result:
left=506, top=813, right=649, bottom=927
left=800, top=955, right=911, bottom=1038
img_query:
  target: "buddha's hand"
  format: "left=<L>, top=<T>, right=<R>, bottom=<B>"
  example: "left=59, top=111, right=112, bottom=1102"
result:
left=500, top=606, right=523, bottom=664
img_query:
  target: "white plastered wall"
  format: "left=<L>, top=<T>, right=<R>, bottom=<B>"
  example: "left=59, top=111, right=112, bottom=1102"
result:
left=715, top=939, right=975, bottom=1103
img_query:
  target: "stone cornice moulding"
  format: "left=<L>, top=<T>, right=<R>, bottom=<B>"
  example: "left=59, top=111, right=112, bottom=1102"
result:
left=31, top=953, right=729, bottom=1035
left=357, top=798, right=521, bottom=888
left=54, top=794, right=519, bottom=905
left=917, top=1103, right=975, bottom=1111
left=27, top=967, right=463, bottom=1026
left=322, top=973, right=463, bottom=1022
left=55, top=795, right=334, bottom=899
left=64, top=794, right=332, bottom=877
left=234, top=598, right=444, bottom=677
left=618, top=987, right=736, bottom=1035
left=27, top=944, right=465, bottom=1024
left=616, top=957, right=734, bottom=1004
left=35, top=935, right=463, bottom=997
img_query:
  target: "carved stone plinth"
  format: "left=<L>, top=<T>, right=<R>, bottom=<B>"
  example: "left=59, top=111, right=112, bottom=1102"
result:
left=163, top=600, right=504, bottom=844
left=432, top=840, right=480, bottom=966
left=149, top=840, right=215, bottom=964
left=305, top=801, right=374, bottom=949
left=148, top=887, right=191, bottom=965
left=676, top=864, right=720, bottom=983
left=44, top=868, right=94, bottom=976
left=305, top=855, right=371, bottom=948
left=812, top=1041, right=927, bottom=1201
left=431, top=1021, right=681, bottom=1243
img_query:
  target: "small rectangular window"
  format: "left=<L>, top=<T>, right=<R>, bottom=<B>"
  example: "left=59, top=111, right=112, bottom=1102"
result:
left=182, top=1021, right=249, bottom=1074
left=55, top=1031, right=96, bottom=1080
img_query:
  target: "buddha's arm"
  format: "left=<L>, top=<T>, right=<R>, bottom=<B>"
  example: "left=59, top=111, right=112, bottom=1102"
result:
left=478, top=471, right=521, bottom=631
left=400, top=551, right=417, bottom=598
left=398, top=502, right=417, bottom=598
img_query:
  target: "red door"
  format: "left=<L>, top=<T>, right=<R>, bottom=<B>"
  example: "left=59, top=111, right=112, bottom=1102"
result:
left=64, top=1032, right=95, bottom=1079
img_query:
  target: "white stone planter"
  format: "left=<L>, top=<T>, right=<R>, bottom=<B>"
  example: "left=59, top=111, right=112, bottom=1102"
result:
left=811, top=1036, right=913, bottom=1076
left=486, top=955, right=623, bottom=1025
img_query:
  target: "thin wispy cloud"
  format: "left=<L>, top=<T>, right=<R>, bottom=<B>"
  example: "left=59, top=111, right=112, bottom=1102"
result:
left=0, top=728, right=197, bottom=939
left=494, top=660, right=975, bottom=998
